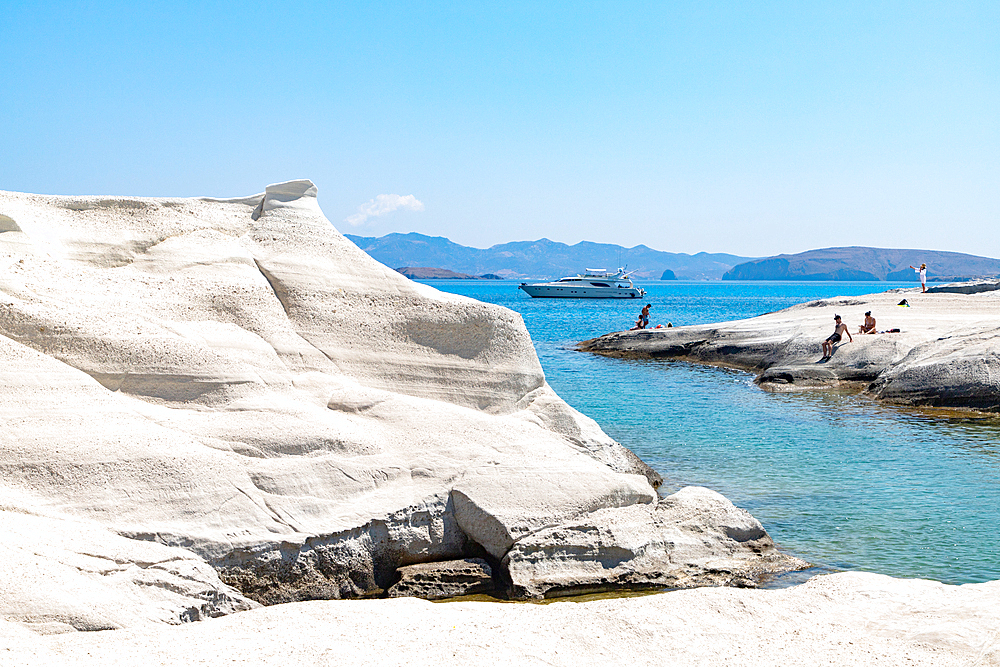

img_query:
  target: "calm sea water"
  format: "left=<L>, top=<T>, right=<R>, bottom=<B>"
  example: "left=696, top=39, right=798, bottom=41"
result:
left=423, top=279, right=1000, bottom=585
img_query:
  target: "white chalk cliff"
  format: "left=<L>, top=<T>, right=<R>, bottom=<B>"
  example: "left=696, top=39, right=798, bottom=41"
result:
left=0, top=181, right=799, bottom=633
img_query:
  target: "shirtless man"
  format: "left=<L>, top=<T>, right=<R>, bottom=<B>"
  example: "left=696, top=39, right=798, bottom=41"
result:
left=822, top=314, right=853, bottom=358
left=633, top=303, right=651, bottom=330
left=858, top=311, right=876, bottom=334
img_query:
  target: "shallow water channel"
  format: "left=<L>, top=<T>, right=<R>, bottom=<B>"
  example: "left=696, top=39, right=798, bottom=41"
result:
left=423, top=279, right=1000, bottom=585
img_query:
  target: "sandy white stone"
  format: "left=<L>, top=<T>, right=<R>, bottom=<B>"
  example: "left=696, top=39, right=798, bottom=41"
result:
left=504, top=486, right=804, bottom=598
left=3, top=572, right=998, bottom=666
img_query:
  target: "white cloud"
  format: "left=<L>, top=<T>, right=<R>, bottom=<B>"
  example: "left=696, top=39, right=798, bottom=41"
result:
left=345, top=194, right=425, bottom=226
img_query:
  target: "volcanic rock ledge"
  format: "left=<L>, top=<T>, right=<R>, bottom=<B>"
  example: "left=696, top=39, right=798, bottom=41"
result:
left=580, top=289, right=1000, bottom=411
left=0, top=181, right=803, bottom=633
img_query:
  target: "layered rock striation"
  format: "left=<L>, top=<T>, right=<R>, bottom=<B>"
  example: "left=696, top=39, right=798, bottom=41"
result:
left=580, top=289, right=1000, bottom=411
left=0, top=182, right=802, bottom=632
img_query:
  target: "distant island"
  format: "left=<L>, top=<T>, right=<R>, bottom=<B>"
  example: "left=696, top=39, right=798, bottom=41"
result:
left=395, top=267, right=502, bottom=280
left=346, top=234, right=1000, bottom=283
left=347, top=232, right=752, bottom=280
left=723, top=247, right=1000, bottom=282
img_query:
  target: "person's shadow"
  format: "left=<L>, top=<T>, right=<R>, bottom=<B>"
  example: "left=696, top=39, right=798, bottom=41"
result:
left=818, top=346, right=840, bottom=363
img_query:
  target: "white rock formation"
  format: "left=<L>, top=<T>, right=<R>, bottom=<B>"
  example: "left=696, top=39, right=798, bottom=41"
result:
left=0, top=181, right=798, bottom=630
left=3, top=572, right=998, bottom=666
left=581, top=289, right=1000, bottom=410
left=505, top=486, right=796, bottom=599
left=0, top=507, right=256, bottom=633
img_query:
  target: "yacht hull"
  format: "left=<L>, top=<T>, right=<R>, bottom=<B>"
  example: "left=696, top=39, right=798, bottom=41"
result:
left=519, top=284, right=644, bottom=298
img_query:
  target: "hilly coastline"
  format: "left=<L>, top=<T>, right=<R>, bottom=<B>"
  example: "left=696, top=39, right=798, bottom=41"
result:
left=345, top=233, right=751, bottom=280
left=349, top=235, right=1000, bottom=283
left=723, top=246, right=1000, bottom=281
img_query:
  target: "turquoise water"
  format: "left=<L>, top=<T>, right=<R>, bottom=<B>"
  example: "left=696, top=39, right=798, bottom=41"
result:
left=424, top=280, right=1000, bottom=585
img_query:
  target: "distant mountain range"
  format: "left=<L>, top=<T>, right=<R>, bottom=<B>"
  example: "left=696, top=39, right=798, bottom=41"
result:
left=723, top=247, right=1000, bottom=282
left=345, top=233, right=752, bottom=280
left=346, top=234, right=1000, bottom=282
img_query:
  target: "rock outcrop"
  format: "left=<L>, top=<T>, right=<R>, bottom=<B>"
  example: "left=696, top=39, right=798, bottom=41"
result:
left=504, top=486, right=799, bottom=599
left=580, top=289, right=1000, bottom=411
left=0, top=181, right=801, bottom=632
left=927, top=280, right=1000, bottom=295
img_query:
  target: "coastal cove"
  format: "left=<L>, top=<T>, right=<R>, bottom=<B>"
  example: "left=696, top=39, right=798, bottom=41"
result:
left=422, top=279, right=1000, bottom=585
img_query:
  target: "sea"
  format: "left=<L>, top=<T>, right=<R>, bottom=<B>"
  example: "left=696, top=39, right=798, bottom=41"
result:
left=420, top=279, right=1000, bottom=586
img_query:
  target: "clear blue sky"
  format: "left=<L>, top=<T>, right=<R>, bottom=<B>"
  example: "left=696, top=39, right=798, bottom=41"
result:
left=3, top=1, right=997, bottom=257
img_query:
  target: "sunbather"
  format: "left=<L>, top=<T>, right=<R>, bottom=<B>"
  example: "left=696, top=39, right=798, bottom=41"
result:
left=858, top=311, right=876, bottom=334
left=822, top=315, right=853, bottom=358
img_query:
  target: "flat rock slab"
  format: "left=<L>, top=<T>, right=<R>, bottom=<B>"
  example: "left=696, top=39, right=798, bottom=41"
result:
left=928, top=280, right=1000, bottom=294
left=580, top=289, right=1000, bottom=411
left=387, top=558, right=494, bottom=599
left=5, top=572, right=999, bottom=666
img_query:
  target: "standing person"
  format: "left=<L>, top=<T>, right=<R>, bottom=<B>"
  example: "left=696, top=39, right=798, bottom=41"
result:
left=821, top=314, right=853, bottom=359
left=633, top=303, right=651, bottom=330
left=909, top=263, right=927, bottom=292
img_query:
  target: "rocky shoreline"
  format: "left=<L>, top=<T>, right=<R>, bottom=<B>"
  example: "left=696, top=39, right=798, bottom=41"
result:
left=580, top=286, right=1000, bottom=412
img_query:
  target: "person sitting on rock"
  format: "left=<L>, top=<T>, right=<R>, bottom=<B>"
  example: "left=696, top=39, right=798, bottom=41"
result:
left=858, top=311, right=876, bottom=334
left=822, top=314, right=852, bottom=359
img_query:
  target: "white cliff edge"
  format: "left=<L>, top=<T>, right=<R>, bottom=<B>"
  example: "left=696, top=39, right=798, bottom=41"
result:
left=0, top=181, right=798, bottom=635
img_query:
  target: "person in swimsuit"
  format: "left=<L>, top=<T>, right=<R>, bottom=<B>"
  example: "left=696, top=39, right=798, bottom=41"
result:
left=822, top=314, right=853, bottom=358
left=858, top=311, right=876, bottom=334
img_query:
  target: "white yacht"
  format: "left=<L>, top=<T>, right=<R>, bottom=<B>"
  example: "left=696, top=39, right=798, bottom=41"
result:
left=518, top=268, right=646, bottom=299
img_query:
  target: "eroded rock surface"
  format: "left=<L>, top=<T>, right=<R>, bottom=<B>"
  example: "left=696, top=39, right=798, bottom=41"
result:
left=580, top=289, right=1000, bottom=411
left=387, top=558, right=495, bottom=599
left=1, top=181, right=795, bottom=630
left=0, top=507, right=256, bottom=634
left=927, top=280, right=1000, bottom=294
left=505, top=486, right=806, bottom=599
